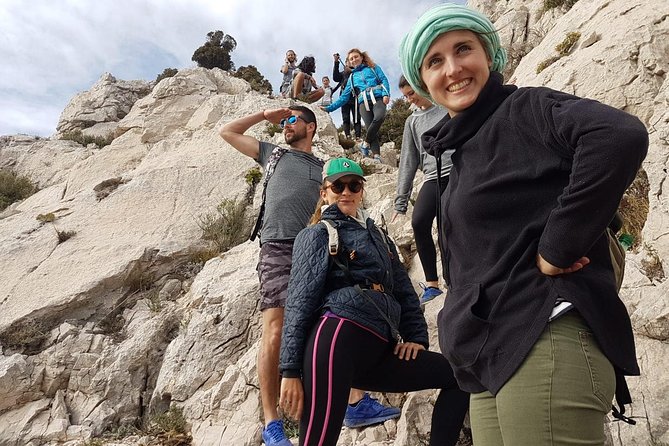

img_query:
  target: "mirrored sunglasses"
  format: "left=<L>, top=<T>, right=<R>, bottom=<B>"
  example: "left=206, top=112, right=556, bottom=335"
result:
left=328, top=179, right=363, bottom=194
left=279, top=115, right=307, bottom=128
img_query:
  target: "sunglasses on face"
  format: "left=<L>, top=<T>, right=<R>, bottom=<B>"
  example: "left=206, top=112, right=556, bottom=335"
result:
left=328, top=179, right=364, bottom=194
left=279, top=115, right=307, bottom=128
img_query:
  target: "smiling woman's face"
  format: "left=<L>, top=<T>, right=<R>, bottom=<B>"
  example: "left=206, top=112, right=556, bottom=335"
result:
left=321, top=175, right=364, bottom=217
left=347, top=51, right=363, bottom=68
left=420, top=30, right=491, bottom=117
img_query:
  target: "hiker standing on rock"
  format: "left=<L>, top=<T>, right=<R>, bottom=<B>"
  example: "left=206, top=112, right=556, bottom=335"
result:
left=279, top=50, right=297, bottom=98
left=400, top=4, right=648, bottom=445
left=219, top=107, right=397, bottom=446
left=332, top=52, right=362, bottom=141
left=279, top=157, right=469, bottom=446
left=324, top=49, right=390, bottom=161
left=393, top=75, right=451, bottom=305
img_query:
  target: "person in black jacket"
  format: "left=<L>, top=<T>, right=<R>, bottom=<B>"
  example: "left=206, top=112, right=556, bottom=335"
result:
left=399, top=4, right=648, bottom=446
left=279, top=157, right=468, bottom=446
left=332, top=53, right=361, bottom=140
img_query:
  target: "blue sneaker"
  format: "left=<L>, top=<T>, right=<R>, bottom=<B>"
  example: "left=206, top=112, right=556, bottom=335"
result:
left=360, top=141, right=370, bottom=157
left=262, top=419, right=292, bottom=446
left=419, top=283, right=443, bottom=305
left=344, top=393, right=401, bottom=428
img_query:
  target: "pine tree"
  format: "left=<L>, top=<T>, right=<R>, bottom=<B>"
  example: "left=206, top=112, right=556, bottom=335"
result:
left=191, top=31, right=237, bottom=71
left=234, top=65, right=273, bottom=95
left=378, top=98, right=412, bottom=152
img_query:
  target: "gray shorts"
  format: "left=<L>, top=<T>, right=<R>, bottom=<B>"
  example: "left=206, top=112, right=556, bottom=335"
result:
left=257, top=241, right=294, bottom=310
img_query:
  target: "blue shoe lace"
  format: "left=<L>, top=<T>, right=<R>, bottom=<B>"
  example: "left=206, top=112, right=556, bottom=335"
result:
left=262, top=419, right=292, bottom=446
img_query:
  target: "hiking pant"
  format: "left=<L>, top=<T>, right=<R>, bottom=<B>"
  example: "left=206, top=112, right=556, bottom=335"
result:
left=359, top=100, right=387, bottom=156
left=341, top=100, right=361, bottom=138
left=412, top=178, right=449, bottom=283
left=470, top=311, right=615, bottom=446
left=299, top=315, right=469, bottom=446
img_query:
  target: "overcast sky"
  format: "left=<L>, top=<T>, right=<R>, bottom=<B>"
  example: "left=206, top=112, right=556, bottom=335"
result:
left=0, top=0, right=466, bottom=137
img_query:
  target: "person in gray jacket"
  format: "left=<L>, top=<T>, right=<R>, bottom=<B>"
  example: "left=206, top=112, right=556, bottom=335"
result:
left=393, top=75, right=452, bottom=304
left=279, top=157, right=468, bottom=446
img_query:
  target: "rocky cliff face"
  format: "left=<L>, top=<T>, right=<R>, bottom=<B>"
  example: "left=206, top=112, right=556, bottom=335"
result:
left=0, top=0, right=667, bottom=445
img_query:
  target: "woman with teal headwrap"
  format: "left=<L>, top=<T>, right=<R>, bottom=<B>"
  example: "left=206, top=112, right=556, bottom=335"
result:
left=400, top=4, right=647, bottom=445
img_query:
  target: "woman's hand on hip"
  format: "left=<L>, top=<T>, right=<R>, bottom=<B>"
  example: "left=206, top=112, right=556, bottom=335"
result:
left=382, top=96, right=390, bottom=105
left=393, top=342, right=425, bottom=360
left=280, top=377, right=304, bottom=421
left=536, top=253, right=590, bottom=276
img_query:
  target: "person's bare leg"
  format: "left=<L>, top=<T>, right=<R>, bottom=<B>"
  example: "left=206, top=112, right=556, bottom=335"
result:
left=259, top=307, right=284, bottom=424
left=348, top=388, right=365, bottom=404
left=425, top=280, right=439, bottom=288
left=308, top=88, right=325, bottom=102
left=292, top=72, right=305, bottom=99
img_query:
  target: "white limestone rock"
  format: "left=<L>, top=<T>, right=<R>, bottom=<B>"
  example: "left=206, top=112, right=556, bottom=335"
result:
left=56, top=72, right=151, bottom=137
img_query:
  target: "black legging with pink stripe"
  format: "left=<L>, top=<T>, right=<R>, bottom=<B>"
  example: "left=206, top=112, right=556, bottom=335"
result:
left=298, top=315, right=468, bottom=446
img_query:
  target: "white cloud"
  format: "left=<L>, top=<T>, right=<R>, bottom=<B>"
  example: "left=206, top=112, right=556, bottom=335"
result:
left=0, top=0, right=463, bottom=136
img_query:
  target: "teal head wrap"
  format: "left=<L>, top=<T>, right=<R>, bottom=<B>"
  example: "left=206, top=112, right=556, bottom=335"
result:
left=399, top=3, right=507, bottom=100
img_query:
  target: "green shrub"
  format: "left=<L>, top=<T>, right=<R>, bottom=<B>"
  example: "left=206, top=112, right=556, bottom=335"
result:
left=156, top=68, right=178, bottom=84
left=148, top=407, right=188, bottom=435
left=146, top=290, right=163, bottom=313
left=192, top=30, right=236, bottom=71
left=36, top=213, right=56, bottom=223
left=55, top=228, right=76, bottom=243
left=198, top=198, right=250, bottom=253
left=188, top=247, right=219, bottom=265
left=378, top=98, right=412, bottom=153
left=93, top=177, right=126, bottom=200
left=0, top=169, right=37, bottom=211
left=544, top=0, right=579, bottom=10
left=234, top=65, right=273, bottom=94
left=245, top=167, right=262, bottom=186
left=145, top=406, right=192, bottom=445
left=641, top=245, right=665, bottom=282
left=61, top=130, right=114, bottom=148
left=266, top=122, right=282, bottom=137
left=536, top=55, right=562, bottom=73
left=555, top=32, right=581, bottom=56
left=0, top=318, right=49, bottom=354
left=619, top=169, right=649, bottom=251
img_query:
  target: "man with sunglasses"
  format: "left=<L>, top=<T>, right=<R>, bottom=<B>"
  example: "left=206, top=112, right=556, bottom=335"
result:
left=220, top=105, right=323, bottom=446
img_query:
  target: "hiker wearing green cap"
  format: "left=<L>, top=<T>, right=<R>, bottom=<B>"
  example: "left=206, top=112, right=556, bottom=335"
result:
left=278, top=157, right=469, bottom=446
left=400, top=4, right=647, bottom=445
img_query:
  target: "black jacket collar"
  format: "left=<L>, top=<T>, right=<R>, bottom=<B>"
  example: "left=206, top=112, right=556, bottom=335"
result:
left=422, top=71, right=517, bottom=157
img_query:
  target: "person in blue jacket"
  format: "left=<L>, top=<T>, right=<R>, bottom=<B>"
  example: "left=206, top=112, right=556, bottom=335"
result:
left=399, top=4, right=647, bottom=446
left=278, top=157, right=468, bottom=446
left=323, top=49, right=391, bottom=160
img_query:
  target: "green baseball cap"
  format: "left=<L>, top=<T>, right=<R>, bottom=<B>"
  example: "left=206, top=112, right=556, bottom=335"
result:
left=322, top=157, right=365, bottom=182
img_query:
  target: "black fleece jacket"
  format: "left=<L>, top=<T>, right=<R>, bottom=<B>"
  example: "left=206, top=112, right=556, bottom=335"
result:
left=423, top=72, right=647, bottom=394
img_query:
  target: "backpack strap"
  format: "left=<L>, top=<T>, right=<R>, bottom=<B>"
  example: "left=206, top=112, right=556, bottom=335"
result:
left=611, top=372, right=636, bottom=425
left=321, top=219, right=339, bottom=255
left=250, top=146, right=290, bottom=242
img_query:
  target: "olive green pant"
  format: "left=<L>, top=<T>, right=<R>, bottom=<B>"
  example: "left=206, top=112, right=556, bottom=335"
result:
left=470, top=312, right=615, bottom=446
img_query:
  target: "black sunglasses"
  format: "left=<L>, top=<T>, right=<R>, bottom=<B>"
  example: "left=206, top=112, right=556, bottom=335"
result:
left=279, top=115, right=308, bottom=128
left=327, top=179, right=364, bottom=194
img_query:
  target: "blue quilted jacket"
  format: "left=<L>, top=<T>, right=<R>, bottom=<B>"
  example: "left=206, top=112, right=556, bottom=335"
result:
left=279, top=204, right=427, bottom=376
